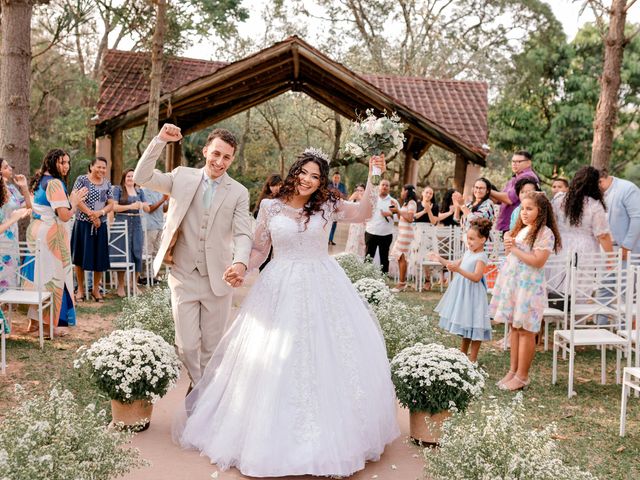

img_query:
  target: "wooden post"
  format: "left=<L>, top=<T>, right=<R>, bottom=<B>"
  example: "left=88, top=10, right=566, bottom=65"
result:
left=95, top=135, right=112, bottom=181
left=453, top=154, right=467, bottom=193
left=111, top=128, right=124, bottom=183
left=402, top=149, right=419, bottom=186
left=463, top=162, right=481, bottom=202
left=165, top=141, right=182, bottom=172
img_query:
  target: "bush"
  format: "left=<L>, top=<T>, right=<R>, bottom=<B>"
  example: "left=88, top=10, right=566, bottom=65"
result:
left=390, top=343, right=485, bottom=414
left=425, top=395, right=597, bottom=479
left=0, top=385, right=147, bottom=479
left=334, top=253, right=384, bottom=283
left=114, top=286, right=174, bottom=345
left=353, top=278, right=392, bottom=306
left=373, top=299, right=433, bottom=359
left=75, top=328, right=181, bottom=404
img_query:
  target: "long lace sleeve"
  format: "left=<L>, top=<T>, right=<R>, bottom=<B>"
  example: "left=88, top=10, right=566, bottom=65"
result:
left=248, top=199, right=273, bottom=272
left=332, top=179, right=378, bottom=224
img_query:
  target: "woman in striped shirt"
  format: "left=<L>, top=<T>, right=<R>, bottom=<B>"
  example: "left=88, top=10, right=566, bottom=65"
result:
left=390, top=184, right=418, bottom=292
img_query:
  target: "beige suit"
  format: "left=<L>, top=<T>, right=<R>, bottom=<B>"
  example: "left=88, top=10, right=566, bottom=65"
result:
left=133, top=137, right=253, bottom=384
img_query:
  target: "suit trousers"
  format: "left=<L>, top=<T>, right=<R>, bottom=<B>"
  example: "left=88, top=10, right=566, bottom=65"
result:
left=168, top=264, right=232, bottom=385
left=365, top=232, right=393, bottom=273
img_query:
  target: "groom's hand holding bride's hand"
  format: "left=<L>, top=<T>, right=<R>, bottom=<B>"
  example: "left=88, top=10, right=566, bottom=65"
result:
left=223, top=263, right=247, bottom=288
left=158, top=123, right=183, bottom=143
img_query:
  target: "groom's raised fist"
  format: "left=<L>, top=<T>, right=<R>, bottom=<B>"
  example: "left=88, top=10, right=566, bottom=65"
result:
left=159, top=123, right=182, bottom=143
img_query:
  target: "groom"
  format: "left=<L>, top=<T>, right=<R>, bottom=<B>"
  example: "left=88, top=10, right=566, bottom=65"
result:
left=133, top=123, right=253, bottom=387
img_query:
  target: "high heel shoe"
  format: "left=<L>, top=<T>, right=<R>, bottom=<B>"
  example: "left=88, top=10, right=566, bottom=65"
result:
left=390, top=283, right=407, bottom=293
left=496, top=370, right=516, bottom=389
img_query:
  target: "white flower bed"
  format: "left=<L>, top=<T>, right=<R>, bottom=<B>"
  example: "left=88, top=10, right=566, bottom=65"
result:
left=115, top=286, right=174, bottom=344
left=334, top=252, right=385, bottom=283
left=373, top=299, right=432, bottom=360
left=0, top=385, right=147, bottom=479
left=74, top=328, right=181, bottom=404
left=390, top=343, right=485, bottom=414
left=425, top=395, right=597, bottom=479
left=353, top=278, right=392, bottom=306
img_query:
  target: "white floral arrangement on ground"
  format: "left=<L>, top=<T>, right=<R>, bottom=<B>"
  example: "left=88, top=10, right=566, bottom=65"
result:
left=343, top=109, right=406, bottom=184
left=334, top=252, right=385, bottom=283
left=425, top=394, right=597, bottom=480
left=353, top=278, right=392, bottom=306
left=390, top=343, right=485, bottom=414
left=0, top=385, right=148, bottom=479
left=373, top=298, right=432, bottom=360
left=74, top=328, right=181, bottom=404
left=115, top=286, right=174, bottom=344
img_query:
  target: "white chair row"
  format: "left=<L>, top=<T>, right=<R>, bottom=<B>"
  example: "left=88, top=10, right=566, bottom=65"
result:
left=552, top=251, right=639, bottom=398
left=620, top=264, right=640, bottom=436
left=409, top=225, right=464, bottom=292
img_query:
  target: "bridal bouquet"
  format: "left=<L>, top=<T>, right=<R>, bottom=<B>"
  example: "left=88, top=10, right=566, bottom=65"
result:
left=74, top=328, right=181, bottom=404
left=343, top=109, right=407, bottom=185
left=391, top=343, right=485, bottom=414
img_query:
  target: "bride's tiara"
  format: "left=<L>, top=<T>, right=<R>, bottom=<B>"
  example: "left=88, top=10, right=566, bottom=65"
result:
left=303, top=147, right=330, bottom=164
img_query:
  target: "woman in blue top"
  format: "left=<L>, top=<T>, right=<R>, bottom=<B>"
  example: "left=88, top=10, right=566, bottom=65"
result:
left=112, top=169, right=150, bottom=297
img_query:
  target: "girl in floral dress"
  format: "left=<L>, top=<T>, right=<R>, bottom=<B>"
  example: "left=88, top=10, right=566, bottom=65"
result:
left=490, top=192, right=561, bottom=391
left=25, top=149, right=87, bottom=336
left=390, top=184, right=418, bottom=292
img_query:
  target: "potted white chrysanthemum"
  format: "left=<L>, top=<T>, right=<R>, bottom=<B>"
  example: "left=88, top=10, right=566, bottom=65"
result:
left=75, top=328, right=181, bottom=431
left=390, top=343, right=485, bottom=445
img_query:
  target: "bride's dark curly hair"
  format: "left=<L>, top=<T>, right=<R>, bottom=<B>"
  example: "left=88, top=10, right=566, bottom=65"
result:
left=277, top=150, right=340, bottom=228
left=562, top=165, right=605, bottom=227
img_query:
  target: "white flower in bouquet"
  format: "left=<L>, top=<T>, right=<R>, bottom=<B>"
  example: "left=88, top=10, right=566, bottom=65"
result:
left=390, top=343, right=485, bottom=414
left=425, top=395, right=597, bottom=479
left=0, top=385, right=147, bottom=479
left=74, top=328, right=181, bottom=404
left=342, top=109, right=407, bottom=185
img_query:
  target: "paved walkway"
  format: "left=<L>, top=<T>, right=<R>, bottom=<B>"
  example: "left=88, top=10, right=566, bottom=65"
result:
left=120, top=225, right=425, bottom=479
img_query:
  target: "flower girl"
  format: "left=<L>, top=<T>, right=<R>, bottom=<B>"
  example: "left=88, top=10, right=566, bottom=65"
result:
left=491, top=192, right=561, bottom=391
left=430, top=218, right=492, bottom=362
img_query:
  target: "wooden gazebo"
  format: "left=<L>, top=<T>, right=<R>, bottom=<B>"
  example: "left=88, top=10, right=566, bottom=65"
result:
left=94, top=36, right=488, bottom=191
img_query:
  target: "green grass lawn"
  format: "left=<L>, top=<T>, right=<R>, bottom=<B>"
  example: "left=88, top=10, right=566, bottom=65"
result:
left=399, top=289, right=640, bottom=479
left=1, top=289, right=639, bottom=478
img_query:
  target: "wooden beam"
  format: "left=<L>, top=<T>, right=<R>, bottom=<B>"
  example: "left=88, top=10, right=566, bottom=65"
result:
left=463, top=162, right=482, bottom=201
left=95, top=135, right=112, bottom=181
left=453, top=154, right=467, bottom=193
left=403, top=149, right=419, bottom=186
left=165, top=141, right=182, bottom=171
left=111, top=128, right=123, bottom=183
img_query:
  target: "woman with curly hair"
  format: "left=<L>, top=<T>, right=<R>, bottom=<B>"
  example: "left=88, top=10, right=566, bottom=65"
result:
left=177, top=149, right=400, bottom=478
left=552, top=165, right=613, bottom=257
left=25, top=149, right=87, bottom=336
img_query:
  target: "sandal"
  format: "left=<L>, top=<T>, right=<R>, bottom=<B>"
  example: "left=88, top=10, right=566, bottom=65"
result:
left=91, top=292, right=104, bottom=303
left=496, top=371, right=516, bottom=389
left=75, top=293, right=85, bottom=303
left=504, top=375, right=530, bottom=392
left=390, top=283, right=407, bottom=293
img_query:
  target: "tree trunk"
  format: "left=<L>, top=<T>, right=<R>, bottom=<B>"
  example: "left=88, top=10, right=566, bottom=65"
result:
left=591, top=0, right=628, bottom=171
left=145, top=0, right=167, bottom=144
left=331, top=112, right=342, bottom=162
left=236, top=109, right=251, bottom=174
left=0, top=0, right=33, bottom=176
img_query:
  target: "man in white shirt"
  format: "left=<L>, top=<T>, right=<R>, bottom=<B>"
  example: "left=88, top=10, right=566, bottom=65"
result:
left=364, top=179, right=398, bottom=273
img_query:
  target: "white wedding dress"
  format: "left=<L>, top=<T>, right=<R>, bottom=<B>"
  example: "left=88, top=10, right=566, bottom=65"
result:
left=174, top=180, right=400, bottom=477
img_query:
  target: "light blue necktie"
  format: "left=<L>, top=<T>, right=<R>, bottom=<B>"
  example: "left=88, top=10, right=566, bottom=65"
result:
left=203, top=178, right=214, bottom=209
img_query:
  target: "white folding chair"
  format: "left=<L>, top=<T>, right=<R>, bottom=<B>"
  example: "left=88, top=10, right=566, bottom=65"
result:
left=142, top=228, right=154, bottom=287
left=413, top=225, right=456, bottom=292
left=552, top=251, right=630, bottom=397
left=108, top=221, right=136, bottom=297
left=618, top=264, right=640, bottom=373
left=0, top=240, right=53, bottom=348
left=620, top=367, right=640, bottom=436
left=1, top=313, right=6, bottom=374
left=542, top=252, right=573, bottom=351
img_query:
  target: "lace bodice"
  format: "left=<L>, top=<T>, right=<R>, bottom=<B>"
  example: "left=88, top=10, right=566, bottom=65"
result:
left=249, top=180, right=377, bottom=270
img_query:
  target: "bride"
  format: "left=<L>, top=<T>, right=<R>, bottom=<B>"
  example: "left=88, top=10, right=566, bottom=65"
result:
left=174, top=148, right=400, bottom=477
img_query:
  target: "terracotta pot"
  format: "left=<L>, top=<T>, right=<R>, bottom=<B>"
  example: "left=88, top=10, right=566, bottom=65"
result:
left=409, top=410, right=451, bottom=446
left=110, top=399, right=153, bottom=432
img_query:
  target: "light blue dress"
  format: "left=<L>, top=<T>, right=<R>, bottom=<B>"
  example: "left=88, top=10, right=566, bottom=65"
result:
left=435, top=250, right=491, bottom=341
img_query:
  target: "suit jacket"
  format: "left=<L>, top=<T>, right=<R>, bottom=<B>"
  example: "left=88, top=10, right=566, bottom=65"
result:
left=133, top=137, right=253, bottom=295
left=330, top=182, right=348, bottom=198
left=604, top=177, right=640, bottom=253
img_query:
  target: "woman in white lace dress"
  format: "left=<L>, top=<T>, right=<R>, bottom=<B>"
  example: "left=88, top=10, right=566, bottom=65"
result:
left=344, top=183, right=367, bottom=257
left=175, top=149, right=399, bottom=477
